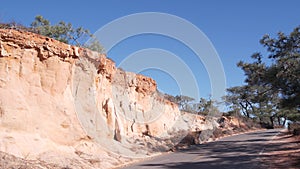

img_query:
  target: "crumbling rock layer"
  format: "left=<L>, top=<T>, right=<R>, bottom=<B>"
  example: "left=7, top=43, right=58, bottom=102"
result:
left=0, top=29, right=213, bottom=168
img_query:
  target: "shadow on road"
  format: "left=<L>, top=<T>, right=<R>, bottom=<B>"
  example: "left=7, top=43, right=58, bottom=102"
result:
left=125, top=129, right=300, bottom=169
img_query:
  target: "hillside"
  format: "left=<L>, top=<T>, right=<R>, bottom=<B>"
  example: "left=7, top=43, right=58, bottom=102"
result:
left=0, top=29, right=254, bottom=168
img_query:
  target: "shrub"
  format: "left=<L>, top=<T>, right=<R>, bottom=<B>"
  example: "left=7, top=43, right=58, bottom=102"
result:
left=1, top=16, right=105, bottom=53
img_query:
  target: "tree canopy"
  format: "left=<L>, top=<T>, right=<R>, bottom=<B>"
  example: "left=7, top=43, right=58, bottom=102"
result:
left=226, top=26, right=300, bottom=126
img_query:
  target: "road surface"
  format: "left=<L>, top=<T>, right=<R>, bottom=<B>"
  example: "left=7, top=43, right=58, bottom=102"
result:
left=122, top=129, right=282, bottom=169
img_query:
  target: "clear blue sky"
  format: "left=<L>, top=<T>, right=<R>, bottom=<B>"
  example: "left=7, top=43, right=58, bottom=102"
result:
left=1, top=0, right=299, bottom=101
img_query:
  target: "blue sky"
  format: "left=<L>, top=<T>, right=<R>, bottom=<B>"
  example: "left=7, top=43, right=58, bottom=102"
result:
left=1, top=0, right=299, bottom=101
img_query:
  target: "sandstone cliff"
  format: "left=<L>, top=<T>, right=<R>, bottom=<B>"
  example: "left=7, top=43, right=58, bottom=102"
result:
left=0, top=29, right=214, bottom=168
left=0, top=29, right=251, bottom=169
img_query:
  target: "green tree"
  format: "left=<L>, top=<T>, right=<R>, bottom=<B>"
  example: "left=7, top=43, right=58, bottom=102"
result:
left=172, top=95, right=220, bottom=116
left=226, top=86, right=254, bottom=118
left=226, top=26, right=300, bottom=126
left=259, top=26, right=300, bottom=110
left=84, top=38, right=105, bottom=53
left=30, top=15, right=104, bottom=53
left=197, top=98, right=219, bottom=116
left=174, top=95, right=195, bottom=112
left=227, top=58, right=284, bottom=126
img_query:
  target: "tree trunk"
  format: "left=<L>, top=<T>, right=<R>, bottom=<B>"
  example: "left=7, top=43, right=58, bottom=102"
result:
left=270, top=116, right=274, bottom=127
left=283, top=117, right=287, bottom=127
left=277, top=116, right=281, bottom=126
left=239, top=102, right=250, bottom=118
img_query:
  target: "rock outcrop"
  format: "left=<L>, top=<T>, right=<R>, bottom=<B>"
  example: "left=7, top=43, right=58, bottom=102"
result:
left=0, top=29, right=210, bottom=168
left=0, top=29, right=251, bottom=168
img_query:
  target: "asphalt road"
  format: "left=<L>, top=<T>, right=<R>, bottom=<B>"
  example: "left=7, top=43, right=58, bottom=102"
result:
left=122, top=129, right=282, bottom=169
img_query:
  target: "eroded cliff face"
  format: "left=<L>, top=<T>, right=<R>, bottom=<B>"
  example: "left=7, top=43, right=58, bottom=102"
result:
left=0, top=29, right=255, bottom=169
left=0, top=29, right=211, bottom=168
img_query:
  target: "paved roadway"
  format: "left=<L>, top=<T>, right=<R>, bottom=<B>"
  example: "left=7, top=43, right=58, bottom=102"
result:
left=122, top=129, right=281, bottom=169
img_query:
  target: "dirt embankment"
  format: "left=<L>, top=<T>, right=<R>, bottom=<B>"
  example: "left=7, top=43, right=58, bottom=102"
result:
left=260, top=130, right=300, bottom=169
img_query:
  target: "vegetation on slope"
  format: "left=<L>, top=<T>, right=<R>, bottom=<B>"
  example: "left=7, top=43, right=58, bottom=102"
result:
left=0, top=15, right=104, bottom=53
left=225, top=26, right=300, bottom=131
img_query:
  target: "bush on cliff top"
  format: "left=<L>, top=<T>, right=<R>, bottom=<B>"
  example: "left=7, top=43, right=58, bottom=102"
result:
left=0, top=15, right=104, bottom=53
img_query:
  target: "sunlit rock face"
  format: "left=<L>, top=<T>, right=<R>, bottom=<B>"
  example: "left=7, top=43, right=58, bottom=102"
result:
left=0, top=29, right=205, bottom=168
left=0, top=29, right=246, bottom=168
